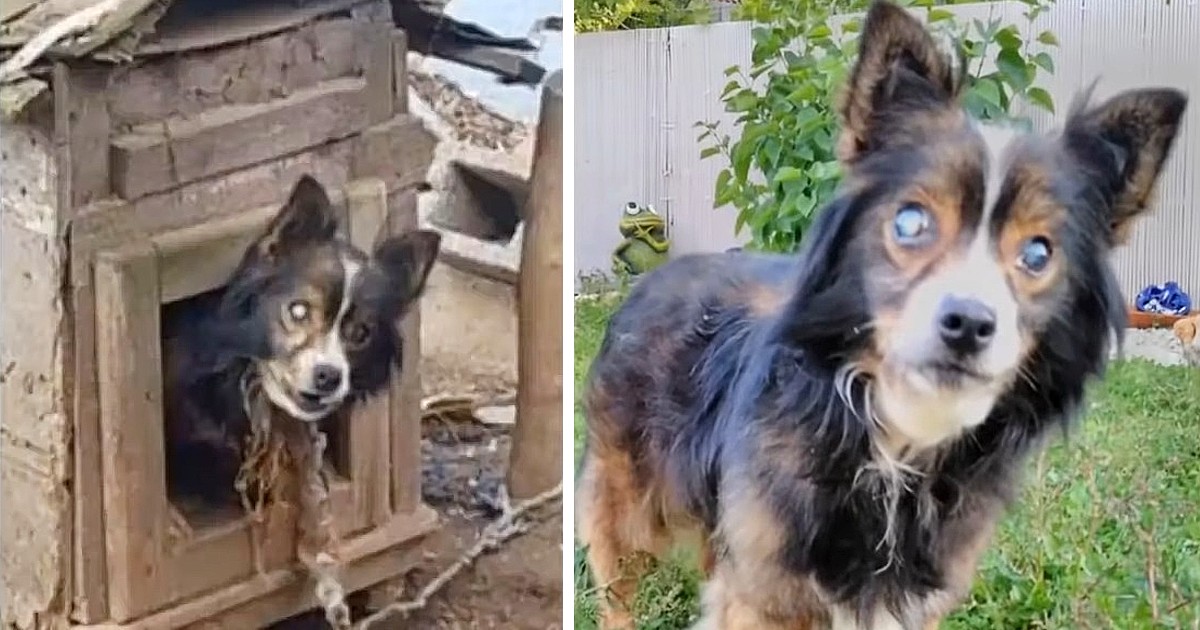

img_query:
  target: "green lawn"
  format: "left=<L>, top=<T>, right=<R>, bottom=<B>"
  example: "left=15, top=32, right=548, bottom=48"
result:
left=573, top=293, right=1200, bottom=629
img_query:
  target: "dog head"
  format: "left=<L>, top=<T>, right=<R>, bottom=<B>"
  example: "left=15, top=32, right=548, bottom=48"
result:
left=786, top=1, right=1187, bottom=451
left=221, top=175, right=440, bottom=421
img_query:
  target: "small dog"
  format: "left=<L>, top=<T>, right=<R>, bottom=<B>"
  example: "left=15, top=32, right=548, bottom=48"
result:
left=163, top=175, right=440, bottom=507
left=577, top=2, right=1187, bottom=628
left=1174, top=315, right=1200, bottom=366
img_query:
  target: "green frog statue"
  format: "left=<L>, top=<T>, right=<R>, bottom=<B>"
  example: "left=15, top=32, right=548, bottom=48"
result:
left=612, top=202, right=670, bottom=277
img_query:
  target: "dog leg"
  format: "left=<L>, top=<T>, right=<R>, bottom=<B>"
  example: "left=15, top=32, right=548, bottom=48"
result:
left=694, top=568, right=820, bottom=630
left=577, top=446, right=663, bottom=630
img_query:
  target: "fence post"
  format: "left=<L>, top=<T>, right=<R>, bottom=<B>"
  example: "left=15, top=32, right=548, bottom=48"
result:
left=507, top=70, right=564, bottom=499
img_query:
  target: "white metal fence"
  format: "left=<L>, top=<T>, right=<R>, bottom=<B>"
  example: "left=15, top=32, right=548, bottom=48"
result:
left=574, top=0, right=1200, bottom=300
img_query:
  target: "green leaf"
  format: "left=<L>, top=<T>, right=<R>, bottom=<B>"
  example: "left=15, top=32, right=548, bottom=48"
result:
left=994, top=26, right=1022, bottom=51
left=928, top=8, right=954, bottom=22
left=807, top=24, right=832, bottom=39
left=1037, top=30, right=1059, bottom=46
left=1026, top=87, right=1055, bottom=114
left=841, top=18, right=861, bottom=34
left=700, top=146, right=721, bottom=160
left=714, top=169, right=734, bottom=207
left=730, top=90, right=759, bottom=112
left=724, top=65, right=739, bottom=77
left=773, top=166, right=804, bottom=184
left=1033, top=52, right=1055, bottom=74
left=996, top=48, right=1032, bottom=92
left=973, top=77, right=1003, bottom=109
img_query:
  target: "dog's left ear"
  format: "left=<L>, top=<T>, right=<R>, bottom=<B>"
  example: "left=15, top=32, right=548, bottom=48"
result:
left=373, top=230, right=441, bottom=312
left=255, top=175, right=340, bottom=260
left=1064, top=88, right=1187, bottom=245
left=837, top=1, right=963, bottom=163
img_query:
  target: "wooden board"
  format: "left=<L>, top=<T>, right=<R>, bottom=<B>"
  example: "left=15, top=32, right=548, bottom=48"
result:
left=387, top=189, right=425, bottom=514
left=110, top=76, right=371, bottom=199
left=52, top=61, right=111, bottom=212
left=344, top=178, right=393, bottom=529
left=94, top=243, right=169, bottom=621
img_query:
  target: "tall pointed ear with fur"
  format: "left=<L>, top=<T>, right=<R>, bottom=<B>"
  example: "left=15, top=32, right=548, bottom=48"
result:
left=837, top=1, right=962, bottom=163
left=254, top=175, right=340, bottom=260
left=373, top=230, right=442, bottom=314
left=1064, top=88, right=1187, bottom=245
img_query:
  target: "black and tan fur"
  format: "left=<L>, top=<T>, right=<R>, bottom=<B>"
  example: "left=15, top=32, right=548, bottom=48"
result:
left=576, top=2, right=1187, bottom=628
left=164, top=175, right=440, bottom=506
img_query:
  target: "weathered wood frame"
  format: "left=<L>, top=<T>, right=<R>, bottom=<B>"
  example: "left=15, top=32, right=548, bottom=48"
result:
left=80, top=180, right=434, bottom=626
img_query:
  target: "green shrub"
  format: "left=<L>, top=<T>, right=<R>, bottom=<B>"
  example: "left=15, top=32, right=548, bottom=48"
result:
left=698, top=0, right=1060, bottom=252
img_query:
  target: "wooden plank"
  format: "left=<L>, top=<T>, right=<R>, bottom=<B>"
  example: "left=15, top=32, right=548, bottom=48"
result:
left=110, top=76, right=371, bottom=200
left=73, top=506, right=438, bottom=630
left=351, top=114, right=437, bottom=185
left=94, top=243, right=168, bottom=621
left=392, top=30, right=409, bottom=114
left=52, top=61, right=111, bottom=212
left=106, top=18, right=361, bottom=129
left=507, top=70, right=564, bottom=498
left=132, top=0, right=369, bottom=55
left=344, top=178, right=393, bottom=527
left=70, top=275, right=109, bottom=623
left=151, top=204, right=278, bottom=304
left=357, top=21, right=394, bottom=125
left=386, top=189, right=425, bottom=514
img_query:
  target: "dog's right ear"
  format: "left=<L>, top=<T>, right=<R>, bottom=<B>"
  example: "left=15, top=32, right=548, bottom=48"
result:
left=254, top=175, right=339, bottom=261
left=837, top=1, right=962, bottom=163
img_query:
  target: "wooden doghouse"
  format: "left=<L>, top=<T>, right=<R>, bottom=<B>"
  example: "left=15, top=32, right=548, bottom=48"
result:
left=0, top=1, right=438, bottom=627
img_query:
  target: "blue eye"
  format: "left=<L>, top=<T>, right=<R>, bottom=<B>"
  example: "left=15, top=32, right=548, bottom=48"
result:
left=893, top=203, right=934, bottom=246
left=1018, top=237, right=1052, bottom=273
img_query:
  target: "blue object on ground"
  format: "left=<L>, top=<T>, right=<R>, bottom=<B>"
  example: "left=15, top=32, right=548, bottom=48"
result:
left=1135, top=281, right=1192, bottom=316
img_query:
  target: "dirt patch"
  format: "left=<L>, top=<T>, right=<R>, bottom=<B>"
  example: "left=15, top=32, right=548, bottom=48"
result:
left=273, top=412, right=562, bottom=630
left=407, top=65, right=529, bottom=151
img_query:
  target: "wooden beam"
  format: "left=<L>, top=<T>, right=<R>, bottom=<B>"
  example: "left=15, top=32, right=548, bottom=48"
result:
left=94, top=242, right=168, bottom=621
left=52, top=60, right=111, bottom=213
left=344, top=178, right=394, bottom=528
left=109, top=76, right=371, bottom=200
left=507, top=71, right=564, bottom=499
left=387, top=189, right=425, bottom=514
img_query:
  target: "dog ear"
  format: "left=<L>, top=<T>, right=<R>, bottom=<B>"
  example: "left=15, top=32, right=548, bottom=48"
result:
left=373, top=230, right=441, bottom=313
left=1064, top=88, right=1187, bottom=245
left=837, top=1, right=962, bottom=163
left=255, top=175, right=339, bottom=260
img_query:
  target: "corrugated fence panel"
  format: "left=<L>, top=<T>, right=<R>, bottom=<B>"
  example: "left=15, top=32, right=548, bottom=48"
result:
left=1108, top=0, right=1200, bottom=300
left=664, top=23, right=752, bottom=257
left=574, top=29, right=670, bottom=281
left=575, top=3, right=1200, bottom=299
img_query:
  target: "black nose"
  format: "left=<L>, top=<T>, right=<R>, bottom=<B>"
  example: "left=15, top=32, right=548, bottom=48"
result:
left=936, top=296, right=997, bottom=355
left=313, top=364, right=343, bottom=394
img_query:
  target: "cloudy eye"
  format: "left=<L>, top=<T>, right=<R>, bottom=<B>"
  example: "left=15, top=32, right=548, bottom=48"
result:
left=286, top=300, right=310, bottom=323
left=892, top=203, right=935, bottom=246
left=624, top=202, right=639, bottom=215
left=1018, top=236, right=1053, bottom=274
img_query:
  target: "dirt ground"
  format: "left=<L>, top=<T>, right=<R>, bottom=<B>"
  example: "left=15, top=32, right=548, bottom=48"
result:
left=275, top=411, right=562, bottom=630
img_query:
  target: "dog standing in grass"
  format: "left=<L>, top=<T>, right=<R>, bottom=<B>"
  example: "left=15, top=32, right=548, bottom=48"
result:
left=576, top=2, right=1187, bottom=628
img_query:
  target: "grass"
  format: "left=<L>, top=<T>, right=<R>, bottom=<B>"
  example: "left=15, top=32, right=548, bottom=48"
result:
left=573, top=293, right=1200, bottom=629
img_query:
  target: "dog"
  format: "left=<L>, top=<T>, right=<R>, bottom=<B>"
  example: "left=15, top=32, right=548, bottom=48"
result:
left=163, top=175, right=440, bottom=508
left=576, top=2, right=1187, bottom=628
left=1174, top=315, right=1200, bottom=366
